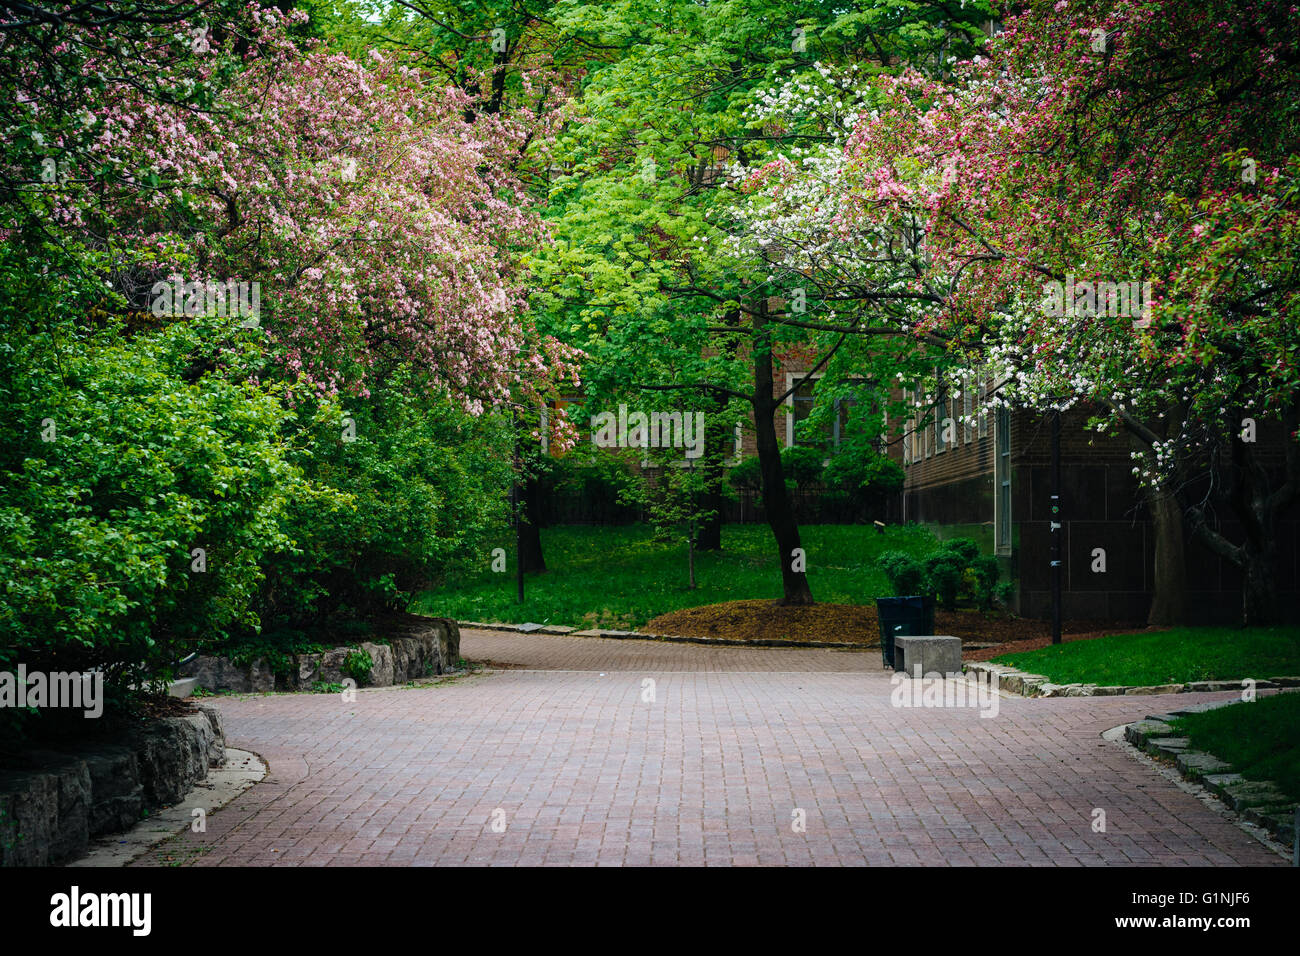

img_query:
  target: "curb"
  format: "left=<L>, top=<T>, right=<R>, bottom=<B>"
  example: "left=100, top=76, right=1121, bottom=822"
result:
left=963, top=660, right=1300, bottom=698
left=1122, top=710, right=1297, bottom=851
left=458, top=620, right=874, bottom=650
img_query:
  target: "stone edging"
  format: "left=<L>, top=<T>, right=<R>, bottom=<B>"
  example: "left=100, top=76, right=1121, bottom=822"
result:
left=71, top=748, right=268, bottom=867
left=1123, top=707, right=1297, bottom=850
left=458, top=620, right=872, bottom=650
left=180, top=618, right=461, bottom=693
left=0, top=705, right=227, bottom=867
left=964, top=660, right=1300, bottom=698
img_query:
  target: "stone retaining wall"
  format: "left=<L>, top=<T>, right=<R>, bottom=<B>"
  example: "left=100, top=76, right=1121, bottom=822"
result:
left=0, top=705, right=226, bottom=867
left=180, top=618, right=460, bottom=693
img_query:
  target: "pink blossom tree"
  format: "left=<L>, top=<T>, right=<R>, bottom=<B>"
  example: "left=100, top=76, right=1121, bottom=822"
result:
left=741, top=0, right=1299, bottom=623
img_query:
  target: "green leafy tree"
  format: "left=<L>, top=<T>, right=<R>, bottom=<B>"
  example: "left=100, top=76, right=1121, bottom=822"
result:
left=530, top=0, right=993, bottom=604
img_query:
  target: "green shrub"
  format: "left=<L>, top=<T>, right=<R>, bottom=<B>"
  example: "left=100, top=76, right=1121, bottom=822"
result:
left=879, top=539, right=1002, bottom=609
left=0, top=317, right=313, bottom=739
left=342, top=649, right=374, bottom=686
left=879, top=550, right=927, bottom=596
left=924, top=550, right=966, bottom=610
left=938, top=537, right=980, bottom=565
left=727, top=455, right=763, bottom=491
left=540, top=444, right=640, bottom=515
left=0, top=313, right=514, bottom=742
left=780, top=445, right=825, bottom=487
left=256, top=370, right=513, bottom=627
left=971, top=555, right=1001, bottom=610
left=728, top=447, right=832, bottom=494
left=822, top=445, right=904, bottom=502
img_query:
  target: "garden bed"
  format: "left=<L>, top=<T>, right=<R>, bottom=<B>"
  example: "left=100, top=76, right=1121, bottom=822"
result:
left=644, top=599, right=1139, bottom=647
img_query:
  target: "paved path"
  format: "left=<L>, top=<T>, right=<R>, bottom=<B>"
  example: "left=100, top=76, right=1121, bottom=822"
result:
left=145, top=630, right=1282, bottom=866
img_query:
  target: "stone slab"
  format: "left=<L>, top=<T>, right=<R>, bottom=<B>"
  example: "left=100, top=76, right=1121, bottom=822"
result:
left=893, top=635, right=963, bottom=677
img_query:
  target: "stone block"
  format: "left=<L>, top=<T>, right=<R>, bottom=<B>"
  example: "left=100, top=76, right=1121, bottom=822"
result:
left=181, top=655, right=274, bottom=694
left=361, top=642, right=394, bottom=687
left=893, top=636, right=963, bottom=677
left=1176, top=751, right=1232, bottom=778
left=82, top=747, right=144, bottom=836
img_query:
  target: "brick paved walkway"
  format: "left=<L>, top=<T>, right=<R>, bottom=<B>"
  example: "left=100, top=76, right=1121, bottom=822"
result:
left=150, top=630, right=1282, bottom=866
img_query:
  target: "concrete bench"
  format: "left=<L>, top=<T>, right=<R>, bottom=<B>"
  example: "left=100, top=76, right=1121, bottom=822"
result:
left=893, top=636, right=963, bottom=677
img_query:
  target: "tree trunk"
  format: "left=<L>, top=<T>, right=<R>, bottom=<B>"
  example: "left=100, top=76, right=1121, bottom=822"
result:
left=1146, top=490, right=1188, bottom=626
left=753, top=320, right=813, bottom=606
left=1185, top=428, right=1288, bottom=626
left=1230, top=422, right=1284, bottom=625
left=695, top=415, right=728, bottom=551
left=1241, top=546, right=1279, bottom=626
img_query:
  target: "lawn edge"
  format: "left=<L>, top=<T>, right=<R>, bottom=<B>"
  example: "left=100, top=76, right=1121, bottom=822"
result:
left=1118, top=707, right=1298, bottom=853
left=964, top=660, right=1300, bottom=698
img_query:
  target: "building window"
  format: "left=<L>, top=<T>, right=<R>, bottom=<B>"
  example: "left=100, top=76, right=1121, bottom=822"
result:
left=785, top=374, right=867, bottom=450
left=977, top=375, right=989, bottom=439
left=923, top=392, right=932, bottom=458
left=962, top=377, right=974, bottom=443
left=935, top=393, right=948, bottom=453
left=994, top=405, right=1012, bottom=555
left=901, top=389, right=912, bottom=464
left=788, top=376, right=827, bottom=448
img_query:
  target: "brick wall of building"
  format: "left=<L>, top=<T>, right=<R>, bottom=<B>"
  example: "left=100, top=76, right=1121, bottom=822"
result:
left=1011, top=405, right=1300, bottom=624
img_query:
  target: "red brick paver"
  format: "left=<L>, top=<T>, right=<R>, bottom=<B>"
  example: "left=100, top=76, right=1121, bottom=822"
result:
left=148, top=631, right=1282, bottom=866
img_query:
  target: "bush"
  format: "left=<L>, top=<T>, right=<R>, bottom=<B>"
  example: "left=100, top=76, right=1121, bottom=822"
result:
left=879, top=550, right=927, bottom=596
left=0, top=317, right=312, bottom=740
left=971, top=555, right=1001, bottom=610
left=924, top=550, right=966, bottom=610
left=540, top=444, right=640, bottom=516
left=0, top=312, right=516, bottom=743
left=727, top=454, right=763, bottom=491
left=877, top=538, right=1003, bottom=610
left=780, top=445, right=825, bottom=487
left=938, top=537, right=980, bottom=565
left=727, top=447, right=828, bottom=495
left=342, top=649, right=374, bottom=686
left=259, top=372, right=513, bottom=626
left=822, top=445, right=904, bottom=503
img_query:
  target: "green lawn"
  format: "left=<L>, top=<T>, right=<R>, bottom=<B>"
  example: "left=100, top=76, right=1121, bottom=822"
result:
left=1172, top=693, right=1300, bottom=803
left=992, top=627, right=1300, bottom=686
left=412, top=523, right=938, bottom=629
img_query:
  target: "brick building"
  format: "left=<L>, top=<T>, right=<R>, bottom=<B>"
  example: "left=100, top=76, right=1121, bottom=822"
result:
left=556, top=343, right=1297, bottom=625
left=777, top=365, right=1300, bottom=624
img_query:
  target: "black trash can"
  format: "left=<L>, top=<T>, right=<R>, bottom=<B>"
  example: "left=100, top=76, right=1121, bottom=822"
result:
left=875, top=595, right=935, bottom=668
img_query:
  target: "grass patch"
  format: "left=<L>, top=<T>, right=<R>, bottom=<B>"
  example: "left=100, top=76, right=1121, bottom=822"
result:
left=991, top=627, right=1300, bottom=686
left=1172, top=694, right=1300, bottom=803
left=413, top=523, right=939, bottom=629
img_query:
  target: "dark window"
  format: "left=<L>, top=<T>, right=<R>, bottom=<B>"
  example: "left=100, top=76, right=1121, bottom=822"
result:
left=994, top=406, right=1012, bottom=554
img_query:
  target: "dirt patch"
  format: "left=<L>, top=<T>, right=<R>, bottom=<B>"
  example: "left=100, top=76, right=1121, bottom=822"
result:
left=644, top=599, right=1143, bottom=648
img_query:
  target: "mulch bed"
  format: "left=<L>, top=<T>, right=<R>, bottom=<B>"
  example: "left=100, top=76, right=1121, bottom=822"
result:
left=644, top=599, right=1144, bottom=649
